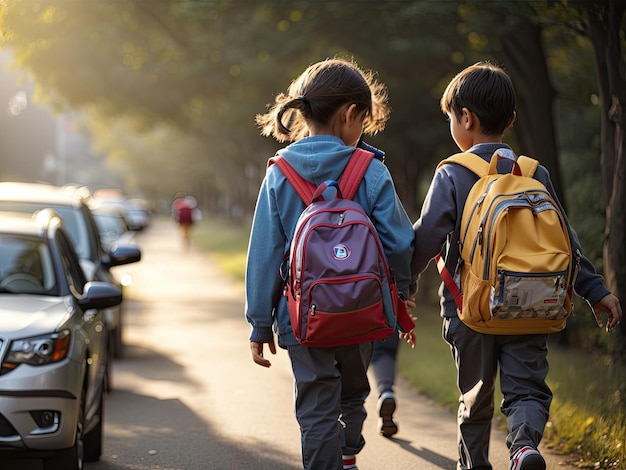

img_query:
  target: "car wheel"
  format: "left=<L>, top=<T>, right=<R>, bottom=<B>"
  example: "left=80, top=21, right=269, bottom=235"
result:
left=84, top=384, right=104, bottom=462
left=43, top=389, right=85, bottom=470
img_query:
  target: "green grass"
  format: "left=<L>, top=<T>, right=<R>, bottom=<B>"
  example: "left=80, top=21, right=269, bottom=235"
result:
left=193, top=215, right=625, bottom=468
left=543, top=349, right=625, bottom=467
left=191, top=216, right=250, bottom=285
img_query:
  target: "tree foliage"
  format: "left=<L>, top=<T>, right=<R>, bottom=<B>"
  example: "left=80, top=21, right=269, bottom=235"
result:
left=0, top=1, right=461, bottom=211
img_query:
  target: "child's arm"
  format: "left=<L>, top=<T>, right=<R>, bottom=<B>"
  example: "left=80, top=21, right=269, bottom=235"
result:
left=396, top=296, right=416, bottom=349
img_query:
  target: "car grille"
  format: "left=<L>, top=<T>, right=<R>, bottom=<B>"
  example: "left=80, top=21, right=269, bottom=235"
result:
left=0, top=413, right=18, bottom=438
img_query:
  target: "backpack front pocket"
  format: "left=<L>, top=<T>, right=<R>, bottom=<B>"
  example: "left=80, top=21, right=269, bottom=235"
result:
left=490, top=270, right=569, bottom=320
left=306, top=274, right=383, bottom=313
left=301, top=274, right=390, bottom=344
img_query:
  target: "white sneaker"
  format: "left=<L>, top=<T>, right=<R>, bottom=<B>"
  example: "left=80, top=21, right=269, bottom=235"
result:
left=509, top=446, right=546, bottom=470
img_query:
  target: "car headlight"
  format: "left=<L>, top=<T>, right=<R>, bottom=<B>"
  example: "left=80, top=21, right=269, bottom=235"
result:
left=2, top=330, right=71, bottom=371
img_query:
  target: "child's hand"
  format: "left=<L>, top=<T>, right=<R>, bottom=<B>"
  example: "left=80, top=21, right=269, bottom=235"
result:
left=399, top=330, right=416, bottom=349
left=250, top=340, right=276, bottom=368
left=593, top=294, right=622, bottom=333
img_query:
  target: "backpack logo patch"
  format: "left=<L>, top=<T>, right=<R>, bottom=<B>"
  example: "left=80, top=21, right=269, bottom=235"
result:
left=332, top=244, right=350, bottom=260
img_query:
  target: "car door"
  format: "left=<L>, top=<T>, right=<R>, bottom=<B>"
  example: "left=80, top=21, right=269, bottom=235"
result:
left=56, top=230, right=107, bottom=411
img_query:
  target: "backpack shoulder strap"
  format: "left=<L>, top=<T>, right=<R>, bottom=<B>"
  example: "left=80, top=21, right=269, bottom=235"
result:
left=340, top=148, right=375, bottom=200
left=433, top=152, right=488, bottom=312
left=268, top=148, right=374, bottom=203
left=436, top=152, right=489, bottom=177
left=267, top=155, right=316, bottom=204
left=517, top=155, right=539, bottom=177
left=435, top=253, right=463, bottom=310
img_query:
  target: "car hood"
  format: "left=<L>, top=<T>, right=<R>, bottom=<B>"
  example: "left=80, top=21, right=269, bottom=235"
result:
left=0, top=295, right=71, bottom=339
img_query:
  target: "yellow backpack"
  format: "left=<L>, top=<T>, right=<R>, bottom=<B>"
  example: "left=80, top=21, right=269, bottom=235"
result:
left=436, top=150, right=580, bottom=334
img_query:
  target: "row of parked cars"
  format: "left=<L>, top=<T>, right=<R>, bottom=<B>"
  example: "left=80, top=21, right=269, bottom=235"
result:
left=0, top=182, right=144, bottom=469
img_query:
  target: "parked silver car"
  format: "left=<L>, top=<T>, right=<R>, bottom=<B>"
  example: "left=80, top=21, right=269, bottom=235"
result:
left=0, top=183, right=141, bottom=358
left=0, top=210, right=121, bottom=469
left=90, top=204, right=135, bottom=252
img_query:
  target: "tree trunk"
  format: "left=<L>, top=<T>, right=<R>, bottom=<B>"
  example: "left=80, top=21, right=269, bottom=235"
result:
left=585, top=0, right=626, bottom=340
left=497, top=21, right=565, bottom=207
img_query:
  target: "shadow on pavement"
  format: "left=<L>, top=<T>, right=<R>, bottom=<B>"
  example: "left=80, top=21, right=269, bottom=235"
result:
left=86, top=389, right=299, bottom=470
left=111, top=343, right=202, bottom=388
left=94, top=340, right=299, bottom=470
left=390, top=437, right=457, bottom=469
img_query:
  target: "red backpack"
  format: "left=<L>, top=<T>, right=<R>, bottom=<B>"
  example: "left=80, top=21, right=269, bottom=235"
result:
left=177, top=206, right=194, bottom=225
left=268, top=149, right=414, bottom=347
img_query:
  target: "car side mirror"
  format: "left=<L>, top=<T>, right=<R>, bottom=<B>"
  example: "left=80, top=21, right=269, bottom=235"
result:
left=78, top=281, right=122, bottom=310
left=107, top=244, right=141, bottom=267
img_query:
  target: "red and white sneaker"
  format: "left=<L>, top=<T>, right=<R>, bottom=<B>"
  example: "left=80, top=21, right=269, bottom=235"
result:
left=509, top=446, right=546, bottom=470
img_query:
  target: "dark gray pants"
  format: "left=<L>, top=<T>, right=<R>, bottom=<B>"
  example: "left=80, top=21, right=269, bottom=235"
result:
left=288, top=342, right=372, bottom=470
left=443, top=316, right=552, bottom=470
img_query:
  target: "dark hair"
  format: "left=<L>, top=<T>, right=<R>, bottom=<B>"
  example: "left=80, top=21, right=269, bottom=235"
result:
left=256, top=58, right=390, bottom=143
left=440, top=62, right=516, bottom=136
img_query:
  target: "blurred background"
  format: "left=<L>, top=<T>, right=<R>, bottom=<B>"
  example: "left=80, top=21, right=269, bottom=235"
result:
left=0, top=1, right=623, bottom=348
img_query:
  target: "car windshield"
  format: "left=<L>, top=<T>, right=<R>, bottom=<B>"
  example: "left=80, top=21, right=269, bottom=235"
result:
left=0, top=235, right=56, bottom=294
left=0, top=202, right=91, bottom=260
left=93, top=213, right=127, bottom=237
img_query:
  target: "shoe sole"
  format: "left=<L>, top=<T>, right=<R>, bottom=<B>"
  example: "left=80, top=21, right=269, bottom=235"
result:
left=518, top=454, right=546, bottom=470
left=378, top=397, right=398, bottom=437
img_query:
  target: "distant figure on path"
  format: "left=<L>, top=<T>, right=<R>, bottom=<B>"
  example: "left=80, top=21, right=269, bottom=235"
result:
left=172, top=195, right=196, bottom=249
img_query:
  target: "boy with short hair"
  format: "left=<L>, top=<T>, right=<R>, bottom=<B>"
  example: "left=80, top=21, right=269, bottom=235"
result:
left=411, top=61, right=622, bottom=470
